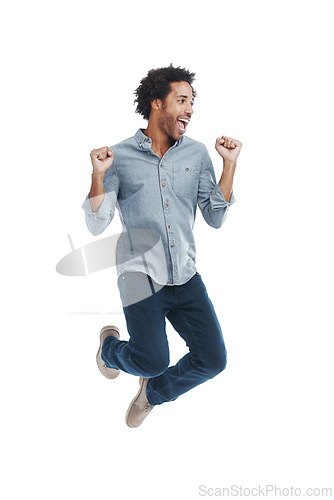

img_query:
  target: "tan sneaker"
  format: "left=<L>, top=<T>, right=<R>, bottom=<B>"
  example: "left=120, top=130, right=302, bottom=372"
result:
left=125, top=377, right=154, bottom=428
left=96, top=325, right=120, bottom=379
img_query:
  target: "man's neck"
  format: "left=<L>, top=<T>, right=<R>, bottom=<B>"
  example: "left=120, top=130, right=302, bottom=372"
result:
left=143, top=123, right=175, bottom=159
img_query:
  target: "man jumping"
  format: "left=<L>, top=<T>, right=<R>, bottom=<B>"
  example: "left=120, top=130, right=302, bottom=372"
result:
left=82, top=64, right=242, bottom=428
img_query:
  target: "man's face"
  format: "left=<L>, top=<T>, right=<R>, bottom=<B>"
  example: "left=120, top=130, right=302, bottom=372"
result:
left=157, top=81, right=194, bottom=141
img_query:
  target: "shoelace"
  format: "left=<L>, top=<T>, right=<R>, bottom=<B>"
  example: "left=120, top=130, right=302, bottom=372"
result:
left=144, top=403, right=153, bottom=412
left=103, top=363, right=117, bottom=370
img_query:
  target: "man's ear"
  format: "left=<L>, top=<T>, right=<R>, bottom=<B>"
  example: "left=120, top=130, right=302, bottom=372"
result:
left=151, top=98, right=162, bottom=111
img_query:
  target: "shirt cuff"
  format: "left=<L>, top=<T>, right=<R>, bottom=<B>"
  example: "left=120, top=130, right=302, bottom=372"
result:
left=81, top=192, right=113, bottom=218
left=209, top=183, right=236, bottom=211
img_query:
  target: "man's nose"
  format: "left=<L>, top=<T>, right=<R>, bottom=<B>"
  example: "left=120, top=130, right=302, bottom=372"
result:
left=186, top=103, right=194, bottom=115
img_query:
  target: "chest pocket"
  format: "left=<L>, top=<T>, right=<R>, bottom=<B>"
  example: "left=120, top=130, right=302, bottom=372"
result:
left=172, top=165, right=199, bottom=198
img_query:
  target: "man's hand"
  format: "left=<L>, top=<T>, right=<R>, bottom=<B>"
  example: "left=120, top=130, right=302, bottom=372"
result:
left=215, top=136, right=242, bottom=163
left=90, top=146, right=114, bottom=177
left=88, top=146, right=114, bottom=213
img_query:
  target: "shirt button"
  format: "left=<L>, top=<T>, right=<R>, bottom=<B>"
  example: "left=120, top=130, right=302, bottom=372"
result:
left=170, top=243, right=174, bottom=247
left=162, top=183, right=166, bottom=187
left=168, top=224, right=171, bottom=229
left=160, top=164, right=163, bottom=168
left=185, top=167, right=189, bottom=171
left=165, top=203, right=168, bottom=208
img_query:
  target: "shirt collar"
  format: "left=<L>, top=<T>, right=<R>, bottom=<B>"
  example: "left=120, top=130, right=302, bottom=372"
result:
left=134, top=128, right=183, bottom=149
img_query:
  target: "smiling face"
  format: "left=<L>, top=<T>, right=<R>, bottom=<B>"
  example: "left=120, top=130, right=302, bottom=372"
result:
left=156, top=81, right=195, bottom=141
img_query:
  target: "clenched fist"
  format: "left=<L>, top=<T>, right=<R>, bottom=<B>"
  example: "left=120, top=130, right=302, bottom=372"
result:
left=90, top=146, right=114, bottom=177
left=215, top=136, right=242, bottom=163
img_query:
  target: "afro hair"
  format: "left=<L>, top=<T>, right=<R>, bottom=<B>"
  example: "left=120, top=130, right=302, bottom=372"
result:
left=134, top=64, right=196, bottom=121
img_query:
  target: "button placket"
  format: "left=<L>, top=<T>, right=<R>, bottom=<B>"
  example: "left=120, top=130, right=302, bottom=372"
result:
left=158, top=157, right=178, bottom=283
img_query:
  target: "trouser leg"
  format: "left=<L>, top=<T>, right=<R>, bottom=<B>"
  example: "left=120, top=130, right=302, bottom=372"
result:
left=146, top=273, right=227, bottom=406
left=101, top=272, right=171, bottom=379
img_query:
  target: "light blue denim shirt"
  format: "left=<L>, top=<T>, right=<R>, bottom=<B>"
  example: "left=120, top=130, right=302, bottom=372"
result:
left=82, top=128, right=236, bottom=286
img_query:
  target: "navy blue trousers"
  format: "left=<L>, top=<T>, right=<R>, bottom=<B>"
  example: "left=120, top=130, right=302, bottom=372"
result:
left=101, top=272, right=227, bottom=406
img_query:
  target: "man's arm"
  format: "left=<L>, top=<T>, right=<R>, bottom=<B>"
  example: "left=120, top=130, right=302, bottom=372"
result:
left=89, top=172, right=107, bottom=213
left=81, top=146, right=120, bottom=236
left=197, top=143, right=238, bottom=229
left=216, top=135, right=242, bottom=204
left=219, top=160, right=237, bottom=203
left=88, top=146, right=114, bottom=212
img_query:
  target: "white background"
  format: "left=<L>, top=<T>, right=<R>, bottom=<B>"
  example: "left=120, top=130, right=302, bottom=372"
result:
left=1, top=0, right=333, bottom=499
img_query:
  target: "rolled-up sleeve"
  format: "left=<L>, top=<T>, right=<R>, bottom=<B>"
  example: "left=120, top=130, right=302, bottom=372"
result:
left=81, top=161, right=120, bottom=236
left=197, top=146, right=236, bottom=228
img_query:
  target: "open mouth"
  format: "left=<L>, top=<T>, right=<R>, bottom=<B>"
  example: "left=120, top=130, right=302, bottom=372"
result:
left=177, top=118, right=189, bottom=134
